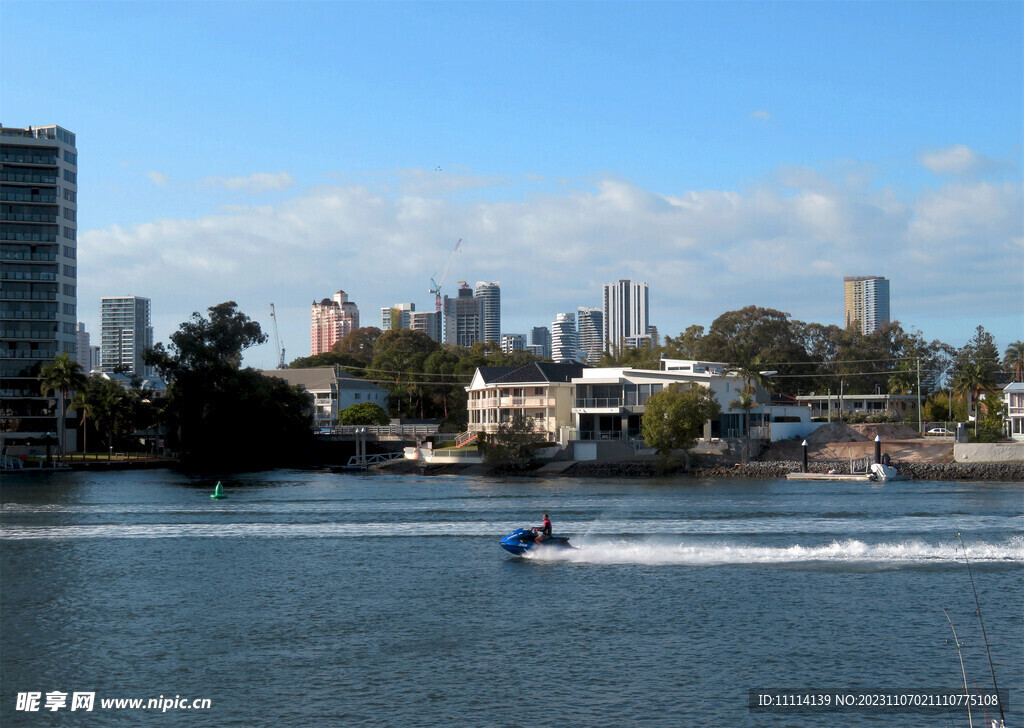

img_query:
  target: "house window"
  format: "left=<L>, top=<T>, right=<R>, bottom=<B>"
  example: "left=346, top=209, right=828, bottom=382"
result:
left=355, top=393, right=361, bottom=400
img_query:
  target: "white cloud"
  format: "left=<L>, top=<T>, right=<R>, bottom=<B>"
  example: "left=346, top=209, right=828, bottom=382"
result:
left=146, top=171, right=169, bottom=187
left=920, top=145, right=1001, bottom=177
left=78, top=165, right=1023, bottom=366
left=750, top=110, right=771, bottom=121
left=200, top=172, right=295, bottom=193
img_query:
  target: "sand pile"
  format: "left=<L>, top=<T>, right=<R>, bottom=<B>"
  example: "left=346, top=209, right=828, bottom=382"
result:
left=804, top=423, right=868, bottom=445
left=849, top=423, right=923, bottom=440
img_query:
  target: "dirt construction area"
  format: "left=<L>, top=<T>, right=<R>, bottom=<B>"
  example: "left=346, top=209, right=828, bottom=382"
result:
left=759, top=423, right=955, bottom=463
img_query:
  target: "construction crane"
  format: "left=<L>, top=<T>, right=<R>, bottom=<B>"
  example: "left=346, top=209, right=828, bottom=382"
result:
left=269, top=303, right=286, bottom=369
left=429, top=238, right=462, bottom=312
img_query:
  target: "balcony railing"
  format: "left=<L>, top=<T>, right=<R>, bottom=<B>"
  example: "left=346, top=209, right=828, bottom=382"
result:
left=574, top=397, right=623, bottom=409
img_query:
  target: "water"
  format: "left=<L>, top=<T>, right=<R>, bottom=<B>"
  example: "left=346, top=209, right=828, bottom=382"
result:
left=2, top=469, right=1021, bottom=727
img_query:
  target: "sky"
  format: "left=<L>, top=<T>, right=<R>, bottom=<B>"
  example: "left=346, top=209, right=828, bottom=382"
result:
left=3, top=1, right=1022, bottom=369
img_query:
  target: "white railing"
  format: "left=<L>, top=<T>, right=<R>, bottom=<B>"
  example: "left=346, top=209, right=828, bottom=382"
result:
left=320, top=424, right=440, bottom=437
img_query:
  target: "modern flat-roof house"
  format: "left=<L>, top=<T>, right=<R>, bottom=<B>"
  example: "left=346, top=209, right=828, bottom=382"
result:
left=263, top=367, right=389, bottom=429
left=571, top=359, right=770, bottom=442
left=466, top=362, right=586, bottom=442
left=1004, top=382, right=1024, bottom=441
left=795, top=393, right=919, bottom=421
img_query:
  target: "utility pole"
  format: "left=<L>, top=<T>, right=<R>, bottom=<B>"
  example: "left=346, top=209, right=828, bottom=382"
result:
left=916, top=357, right=922, bottom=434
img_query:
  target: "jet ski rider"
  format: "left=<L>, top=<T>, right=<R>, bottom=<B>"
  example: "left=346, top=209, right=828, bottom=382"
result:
left=534, top=514, right=552, bottom=544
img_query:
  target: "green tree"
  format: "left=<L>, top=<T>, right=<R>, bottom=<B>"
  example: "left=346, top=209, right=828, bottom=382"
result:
left=38, top=353, right=87, bottom=457
left=641, top=383, right=721, bottom=470
left=1003, top=341, right=1024, bottom=382
left=85, top=376, right=133, bottom=452
left=145, top=302, right=312, bottom=468
left=288, top=351, right=365, bottom=370
left=479, top=412, right=544, bottom=472
left=331, top=326, right=382, bottom=365
left=337, top=402, right=390, bottom=425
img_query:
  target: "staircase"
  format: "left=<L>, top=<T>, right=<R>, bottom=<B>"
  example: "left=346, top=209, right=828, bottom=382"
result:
left=455, top=431, right=479, bottom=448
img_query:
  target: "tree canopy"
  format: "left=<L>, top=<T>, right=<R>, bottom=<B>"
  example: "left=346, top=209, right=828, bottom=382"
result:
left=641, top=383, right=721, bottom=470
left=144, top=302, right=312, bottom=468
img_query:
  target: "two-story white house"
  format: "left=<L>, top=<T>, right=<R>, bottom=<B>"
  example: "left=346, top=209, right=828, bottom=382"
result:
left=263, top=367, right=389, bottom=429
left=571, top=359, right=773, bottom=442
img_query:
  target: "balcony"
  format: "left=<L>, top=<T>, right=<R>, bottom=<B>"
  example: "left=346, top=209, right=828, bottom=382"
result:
left=574, top=397, right=624, bottom=411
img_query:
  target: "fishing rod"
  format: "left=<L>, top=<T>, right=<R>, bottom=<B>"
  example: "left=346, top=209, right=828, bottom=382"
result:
left=955, top=531, right=1006, bottom=726
left=941, top=606, right=974, bottom=728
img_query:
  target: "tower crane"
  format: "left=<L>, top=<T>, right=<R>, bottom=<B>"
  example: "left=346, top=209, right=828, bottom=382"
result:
left=429, top=238, right=462, bottom=312
left=269, top=303, right=286, bottom=369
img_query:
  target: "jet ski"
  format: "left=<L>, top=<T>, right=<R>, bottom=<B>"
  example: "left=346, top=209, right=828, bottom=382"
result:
left=499, top=527, right=572, bottom=556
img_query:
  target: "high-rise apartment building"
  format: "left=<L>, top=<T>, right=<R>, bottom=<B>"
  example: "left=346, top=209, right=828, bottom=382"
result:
left=602, top=280, right=649, bottom=355
left=529, top=326, right=551, bottom=360
left=474, top=281, right=501, bottom=344
left=381, top=302, right=415, bottom=331
left=100, top=296, right=154, bottom=376
left=1, top=124, right=79, bottom=444
left=76, top=323, right=97, bottom=373
left=500, top=333, right=525, bottom=354
left=443, top=282, right=483, bottom=347
left=550, top=313, right=579, bottom=363
left=577, top=307, right=604, bottom=364
left=408, top=310, right=442, bottom=342
left=844, top=276, right=890, bottom=335
left=311, top=290, right=360, bottom=355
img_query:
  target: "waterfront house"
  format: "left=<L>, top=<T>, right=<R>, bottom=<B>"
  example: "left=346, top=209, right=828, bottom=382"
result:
left=466, top=361, right=585, bottom=443
left=1004, top=382, right=1024, bottom=441
left=263, top=367, right=389, bottom=429
left=571, top=359, right=772, bottom=443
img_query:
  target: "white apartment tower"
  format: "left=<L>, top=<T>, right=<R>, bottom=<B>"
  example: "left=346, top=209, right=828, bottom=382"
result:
left=0, top=124, right=79, bottom=443
left=100, top=296, right=154, bottom=376
left=474, top=281, right=501, bottom=344
left=550, top=312, right=579, bottom=363
left=602, top=279, right=649, bottom=354
left=577, top=306, right=604, bottom=363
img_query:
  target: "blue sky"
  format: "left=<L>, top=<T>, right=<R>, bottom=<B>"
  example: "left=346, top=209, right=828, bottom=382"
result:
left=3, top=1, right=1022, bottom=367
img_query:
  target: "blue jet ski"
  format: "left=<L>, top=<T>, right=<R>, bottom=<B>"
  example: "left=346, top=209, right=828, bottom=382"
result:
left=499, top=527, right=572, bottom=556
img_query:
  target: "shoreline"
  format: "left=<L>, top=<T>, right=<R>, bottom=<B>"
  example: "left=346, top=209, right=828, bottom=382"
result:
left=375, top=458, right=1024, bottom=482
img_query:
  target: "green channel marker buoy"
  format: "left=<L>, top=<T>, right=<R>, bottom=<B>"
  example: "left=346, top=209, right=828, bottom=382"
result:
left=210, top=481, right=226, bottom=499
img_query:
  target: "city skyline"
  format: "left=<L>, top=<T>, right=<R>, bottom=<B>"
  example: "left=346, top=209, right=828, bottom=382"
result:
left=3, top=2, right=1021, bottom=367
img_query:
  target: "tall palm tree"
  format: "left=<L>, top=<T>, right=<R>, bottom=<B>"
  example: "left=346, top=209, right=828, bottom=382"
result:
left=1004, top=341, right=1024, bottom=382
left=729, top=385, right=757, bottom=463
left=70, top=388, right=93, bottom=457
left=38, top=353, right=87, bottom=458
left=953, top=361, right=995, bottom=436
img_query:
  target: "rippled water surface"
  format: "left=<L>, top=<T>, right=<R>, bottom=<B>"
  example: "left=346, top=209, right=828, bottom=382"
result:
left=2, top=469, right=1021, bottom=726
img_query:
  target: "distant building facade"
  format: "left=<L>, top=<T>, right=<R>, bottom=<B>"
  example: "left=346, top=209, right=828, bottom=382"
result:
left=311, top=290, right=360, bottom=355
left=475, top=281, right=501, bottom=344
left=0, top=124, right=79, bottom=445
left=602, top=279, right=649, bottom=355
left=100, top=296, right=154, bottom=376
left=501, top=333, right=525, bottom=354
left=577, top=306, right=604, bottom=363
left=443, top=282, right=483, bottom=347
left=76, top=322, right=97, bottom=373
left=551, top=312, right=579, bottom=363
left=408, top=310, right=442, bottom=342
left=530, top=327, right=551, bottom=359
left=381, top=302, right=415, bottom=331
left=844, top=276, right=890, bottom=335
